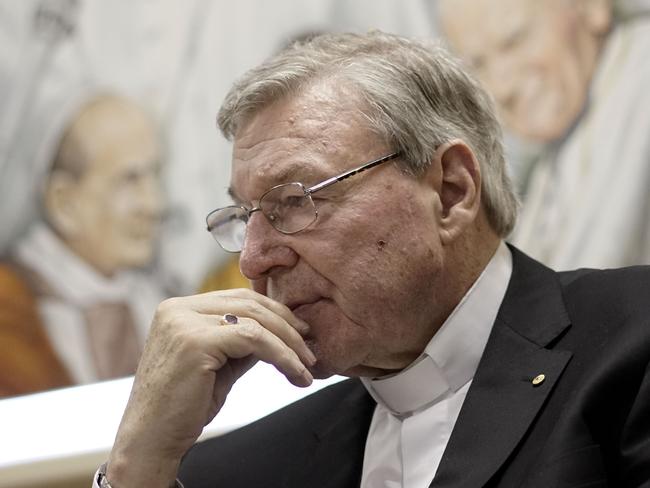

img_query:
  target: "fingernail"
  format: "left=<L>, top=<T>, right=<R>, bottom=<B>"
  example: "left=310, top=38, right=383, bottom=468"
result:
left=302, top=368, right=314, bottom=386
left=296, top=319, right=310, bottom=335
left=304, top=347, right=317, bottom=366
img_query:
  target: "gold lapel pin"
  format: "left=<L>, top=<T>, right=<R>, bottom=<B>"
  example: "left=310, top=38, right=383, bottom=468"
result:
left=532, top=374, right=546, bottom=386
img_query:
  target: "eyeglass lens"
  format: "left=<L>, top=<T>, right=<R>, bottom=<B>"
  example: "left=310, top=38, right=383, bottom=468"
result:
left=207, top=206, right=249, bottom=252
left=207, top=182, right=317, bottom=252
left=259, top=183, right=316, bottom=233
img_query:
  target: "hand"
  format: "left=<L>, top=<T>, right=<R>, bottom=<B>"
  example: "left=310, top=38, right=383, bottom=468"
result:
left=105, top=288, right=316, bottom=488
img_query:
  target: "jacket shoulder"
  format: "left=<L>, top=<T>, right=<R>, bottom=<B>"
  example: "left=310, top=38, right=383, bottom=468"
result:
left=559, top=265, right=650, bottom=314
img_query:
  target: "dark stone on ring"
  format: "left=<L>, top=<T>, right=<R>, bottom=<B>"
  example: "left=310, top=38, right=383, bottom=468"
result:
left=223, top=313, right=239, bottom=325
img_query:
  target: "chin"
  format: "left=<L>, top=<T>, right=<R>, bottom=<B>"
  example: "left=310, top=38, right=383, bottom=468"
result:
left=308, top=363, right=339, bottom=380
left=299, top=302, right=376, bottom=378
left=305, top=337, right=356, bottom=379
left=306, top=339, right=382, bottom=379
left=304, top=339, right=338, bottom=379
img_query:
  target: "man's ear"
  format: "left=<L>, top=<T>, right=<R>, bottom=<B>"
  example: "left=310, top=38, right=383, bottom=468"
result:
left=43, top=170, right=82, bottom=238
left=426, top=140, right=482, bottom=245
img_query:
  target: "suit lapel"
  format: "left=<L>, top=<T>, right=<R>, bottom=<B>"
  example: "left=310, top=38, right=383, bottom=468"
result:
left=286, top=380, right=375, bottom=488
left=431, top=247, right=573, bottom=488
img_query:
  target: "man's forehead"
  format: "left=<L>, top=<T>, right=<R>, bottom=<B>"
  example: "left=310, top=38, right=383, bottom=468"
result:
left=232, top=118, right=339, bottom=180
left=228, top=86, right=376, bottom=201
left=233, top=89, right=359, bottom=151
left=229, top=144, right=342, bottom=201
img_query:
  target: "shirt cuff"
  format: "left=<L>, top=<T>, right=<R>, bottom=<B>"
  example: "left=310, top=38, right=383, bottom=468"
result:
left=93, top=464, right=185, bottom=488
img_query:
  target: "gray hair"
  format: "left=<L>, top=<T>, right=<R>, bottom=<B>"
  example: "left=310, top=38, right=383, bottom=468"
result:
left=217, top=31, right=518, bottom=237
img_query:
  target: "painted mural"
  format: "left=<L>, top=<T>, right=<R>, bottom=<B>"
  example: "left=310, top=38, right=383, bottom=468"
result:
left=0, top=0, right=431, bottom=397
left=1, top=0, right=648, bottom=397
left=437, top=0, right=650, bottom=269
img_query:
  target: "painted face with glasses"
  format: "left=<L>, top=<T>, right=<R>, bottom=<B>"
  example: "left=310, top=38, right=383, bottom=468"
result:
left=206, top=152, right=401, bottom=252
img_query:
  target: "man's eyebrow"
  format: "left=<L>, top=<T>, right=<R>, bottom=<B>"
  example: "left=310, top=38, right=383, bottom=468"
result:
left=227, top=187, right=244, bottom=204
left=227, top=164, right=331, bottom=203
left=273, top=164, right=324, bottom=185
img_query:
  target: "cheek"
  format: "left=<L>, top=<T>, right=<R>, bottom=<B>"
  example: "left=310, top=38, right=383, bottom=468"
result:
left=81, top=192, right=137, bottom=255
left=328, top=197, right=440, bottom=304
left=103, top=187, right=148, bottom=238
left=298, top=193, right=443, bottom=374
left=68, top=188, right=105, bottom=238
left=111, top=187, right=138, bottom=218
left=533, top=16, right=582, bottom=81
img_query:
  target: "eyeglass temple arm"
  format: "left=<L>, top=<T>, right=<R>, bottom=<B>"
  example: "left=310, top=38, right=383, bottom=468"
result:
left=306, top=152, right=401, bottom=194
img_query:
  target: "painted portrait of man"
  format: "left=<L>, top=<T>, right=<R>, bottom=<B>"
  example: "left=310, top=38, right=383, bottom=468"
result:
left=439, top=0, right=650, bottom=269
left=0, top=94, right=167, bottom=396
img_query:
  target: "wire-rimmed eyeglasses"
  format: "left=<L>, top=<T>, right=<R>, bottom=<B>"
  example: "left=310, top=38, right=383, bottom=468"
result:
left=206, top=152, right=401, bottom=252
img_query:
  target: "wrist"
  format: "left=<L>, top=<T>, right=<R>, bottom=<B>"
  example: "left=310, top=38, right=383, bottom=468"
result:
left=96, top=462, right=185, bottom=488
left=106, top=418, right=188, bottom=488
left=104, top=450, right=182, bottom=488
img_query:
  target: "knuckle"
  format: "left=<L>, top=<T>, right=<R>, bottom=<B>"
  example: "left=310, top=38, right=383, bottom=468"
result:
left=154, top=298, right=188, bottom=332
left=279, top=349, right=297, bottom=368
left=175, top=331, right=203, bottom=352
left=235, top=322, right=263, bottom=343
left=207, top=289, right=234, bottom=298
left=156, top=296, right=182, bottom=316
left=240, top=288, right=266, bottom=302
left=247, top=300, right=265, bottom=316
left=219, top=287, right=252, bottom=298
left=278, top=301, right=292, bottom=314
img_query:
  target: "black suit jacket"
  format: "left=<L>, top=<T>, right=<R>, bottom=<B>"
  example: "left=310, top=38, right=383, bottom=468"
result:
left=179, top=247, right=650, bottom=487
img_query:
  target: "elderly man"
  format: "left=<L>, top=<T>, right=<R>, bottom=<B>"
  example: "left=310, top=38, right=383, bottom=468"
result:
left=438, top=0, right=650, bottom=270
left=95, top=32, right=650, bottom=487
left=0, top=94, right=165, bottom=395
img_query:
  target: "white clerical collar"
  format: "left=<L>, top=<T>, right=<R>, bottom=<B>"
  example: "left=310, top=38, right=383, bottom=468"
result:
left=12, top=223, right=137, bottom=306
left=361, top=241, right=513, bottom=416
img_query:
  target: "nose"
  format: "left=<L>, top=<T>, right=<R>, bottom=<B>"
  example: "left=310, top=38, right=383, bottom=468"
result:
left=238, top=211, right=299, bottom=281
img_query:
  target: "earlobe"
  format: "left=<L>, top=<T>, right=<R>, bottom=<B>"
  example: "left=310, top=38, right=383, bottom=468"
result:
left=44, top=171, right=80, bottom=237
left=431, top=140, right=482, bottom=245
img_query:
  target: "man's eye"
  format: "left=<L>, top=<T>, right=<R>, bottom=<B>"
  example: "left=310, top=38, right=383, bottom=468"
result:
left=214, top=212, right=242, bottom=229
left=283, top=196, right=306, bottom=208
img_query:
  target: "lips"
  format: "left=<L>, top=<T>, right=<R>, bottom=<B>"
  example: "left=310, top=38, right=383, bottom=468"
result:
left=290, top=299, right=327, bottom=338
left=286, top=297, right=322, bottom=313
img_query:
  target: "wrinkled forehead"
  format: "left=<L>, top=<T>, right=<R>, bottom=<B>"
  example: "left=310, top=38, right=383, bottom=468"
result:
left=228, top=82, right=387, bottom=203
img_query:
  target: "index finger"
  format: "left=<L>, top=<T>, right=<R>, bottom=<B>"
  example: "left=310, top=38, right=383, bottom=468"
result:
left=179, top=288, right=309, bottom=333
